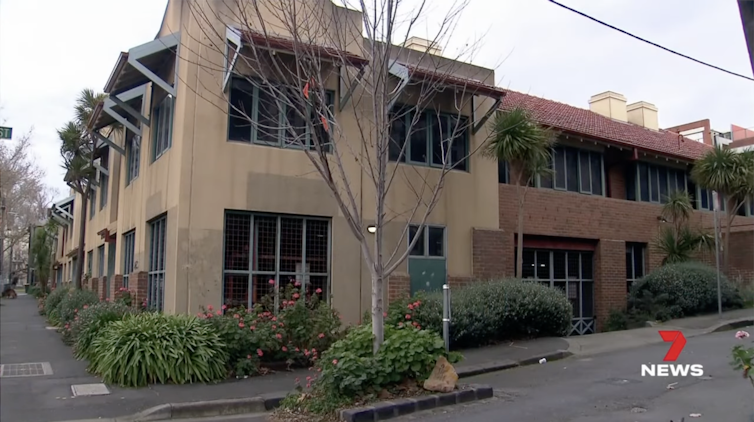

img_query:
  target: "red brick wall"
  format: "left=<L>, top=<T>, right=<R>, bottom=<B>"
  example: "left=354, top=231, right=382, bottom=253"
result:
left=728, top=231, right=754, bottom=287
left=388, top=274, right=410, bottom=302
left=133, top=272, right=148, bottom=308
left=594, top=239, right=627, bottom=328
left=110, top=275, right=123, bottom=300
left=472, top=228, right=508, bottom=278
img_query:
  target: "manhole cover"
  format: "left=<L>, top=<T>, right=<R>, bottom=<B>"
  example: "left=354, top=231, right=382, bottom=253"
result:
left=0, top=362, right=53, bottom=377
left=71, top=383, right=110, bottom=397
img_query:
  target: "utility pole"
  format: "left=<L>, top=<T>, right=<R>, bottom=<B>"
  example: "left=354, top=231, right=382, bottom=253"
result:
left=1, top=195, right=5, bottom=285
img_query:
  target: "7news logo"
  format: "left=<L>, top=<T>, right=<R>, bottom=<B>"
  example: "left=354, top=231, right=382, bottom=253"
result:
left=640, top=331, right=704, bottom=377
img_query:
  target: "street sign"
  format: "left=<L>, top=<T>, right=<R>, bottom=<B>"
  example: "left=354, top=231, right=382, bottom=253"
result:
left=0, top=127, right=12, bottom=140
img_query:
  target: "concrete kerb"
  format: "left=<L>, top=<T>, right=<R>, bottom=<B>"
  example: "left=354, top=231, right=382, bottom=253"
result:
left=703, top=317, right=754, bottom=335
left=455, top=349, right=573, bottom=378
left=113, top=396, right=282, bottom=422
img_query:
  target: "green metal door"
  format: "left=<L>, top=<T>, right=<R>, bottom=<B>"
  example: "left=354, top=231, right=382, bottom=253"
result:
left=408, top=258, right=446, bottom=294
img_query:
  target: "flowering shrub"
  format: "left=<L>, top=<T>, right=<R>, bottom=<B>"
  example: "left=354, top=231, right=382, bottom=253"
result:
left=44, top=287, right=72, bottom=325
left=280, top=321, right=461, bottom=416
left=115, top=287, right=134, bottom=307
left=199, top=280, right=341, bottom=377
left=386, top=279, right=572, bottom=349
left=88, top=313, right=227, bottom=387
left=731, top=330, right=753, bottom=389
left=71, top=301, right=136, bottom=361
left=58, top=289, right=99, bottom=327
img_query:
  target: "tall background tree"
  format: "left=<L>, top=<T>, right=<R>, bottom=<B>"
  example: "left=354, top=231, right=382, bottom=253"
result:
left=484, top=107, right=556, bottom=278
left=187, top=0, right=494, bottom=351
left=30, top=220, right=58, bottom=295
left=58, top=89, right=106, bottom=289
left=691, top=147, right=754, bottom=272
left=0, top=128, right=55, bottom=283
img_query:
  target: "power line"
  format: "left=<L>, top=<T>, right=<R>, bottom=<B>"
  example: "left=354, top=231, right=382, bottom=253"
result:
left=547, top=0, right=754, bottom=82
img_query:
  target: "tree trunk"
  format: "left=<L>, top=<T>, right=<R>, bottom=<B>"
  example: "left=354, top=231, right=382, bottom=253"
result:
left=74, top=192, right=88, bottom=289
left=371, top=270, right=384, bottom=354
left=515, top=182, right=529, bottom=279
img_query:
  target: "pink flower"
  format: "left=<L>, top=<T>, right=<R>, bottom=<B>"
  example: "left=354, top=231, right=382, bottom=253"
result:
left=408, top=304, right=414, bottom=310
left=276, top=333, right=282, bottom=339
left=257, top=349, right=264, bottom=357
left=221, top=304, right=227, bottom=310
left=268, top=279, right=275, bottom=285
left=272, top=316, right=277, bottom=322
left=288, top=300, right=296, bottom=306
left=293, top=293, right=300, bottom=299
left=206, top=313, right=213, bottom=318
left=312, top=348, right=316, bottom=353
left=304, top=349, right=311, bottom=356
left=207, top=305, right=213, bottom=311
left=272, top=325, right=277, bottom=330
left=332, top=359, right=338, bottom=365
left=306, top=376, right=312, bottom=381
left=250, top=325, right=256, bottom=331
left=247, top=354, right=252, bottom=359
left=398, top=322, right=404, bottom=327
left=83, top=305, right=89, bottom=309
left=405, top=314, right=411, bottom=320
left=735, top=330, right=750, bottom=339
left=282, top=346, right=288, bottom=352
left=294, top=281, right=301, bottom=287
left=233, top=314, right=240, bottom=319
left=239, top=322, right=245, bottom=328
left=318, top=333, right=325, bottom=339
left=105, top=298, right=110, bottom=302
left=315, top=288, right=322, bottom=294
left=216, top=310, right=222, bottom=316
left=74, top=309, right=78, bottom=313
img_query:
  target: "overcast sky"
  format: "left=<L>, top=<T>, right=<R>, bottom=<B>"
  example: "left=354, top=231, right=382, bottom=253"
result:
left=1, top=0, right=752, bottom=202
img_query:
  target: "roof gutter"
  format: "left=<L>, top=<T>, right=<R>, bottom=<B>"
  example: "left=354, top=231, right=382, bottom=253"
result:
left=557, top=129, right=701, bottom=163
left=103, top=52, right=129, bottom=94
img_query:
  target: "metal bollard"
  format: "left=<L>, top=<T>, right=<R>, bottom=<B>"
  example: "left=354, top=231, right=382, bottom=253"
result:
left=442, top=284, right=451, bottom=352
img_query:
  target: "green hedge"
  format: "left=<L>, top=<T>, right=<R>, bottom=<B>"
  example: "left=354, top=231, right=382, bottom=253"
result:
left=44, top=287, right=71, bottom=325
left=71, top=301, right=136, bottom=361
left=629, top=262, right=743, bottom=321
left=88, top=313, right=228, bottom=387
left=387, top=279, right=572, bottom=349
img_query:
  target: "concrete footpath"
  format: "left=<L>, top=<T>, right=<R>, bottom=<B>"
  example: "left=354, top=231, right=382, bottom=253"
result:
left=1, top=294, right=751, bottom=422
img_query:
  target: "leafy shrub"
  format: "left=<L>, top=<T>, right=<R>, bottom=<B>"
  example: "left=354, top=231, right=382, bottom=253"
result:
left=28, top=285, right=45, bottom=299
left=199, top=281, right=341, bottom=377
left=44, top=287, right=71, bottom=325
left=282, top=322, right=461, bottom=415
left=88, top=313, right=228, bottom=387
left=629, top=262, right=743, bottom=320
left=58, top=289, right=99, bottom=326
left=71, top=301, right=135, bottom=361
left=387, top=279, right=572, bottom=348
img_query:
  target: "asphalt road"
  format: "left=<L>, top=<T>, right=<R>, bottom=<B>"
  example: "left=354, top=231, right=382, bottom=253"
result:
left=396, top=326, right=754, bottom=422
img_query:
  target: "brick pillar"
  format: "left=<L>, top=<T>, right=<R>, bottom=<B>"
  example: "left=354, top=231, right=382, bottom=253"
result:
left=472, top=228, right=507, bottom=279
left=97, top=277, right=107, bottom=301
left=594, top=239, right=627, bottom=331
left=134, top=272, right=148, bottom=308
left=388, top=274, right=410, bottom=302
left=111, top=275, right=123, bottom=301
left=91, top=278, right=99, bottom=297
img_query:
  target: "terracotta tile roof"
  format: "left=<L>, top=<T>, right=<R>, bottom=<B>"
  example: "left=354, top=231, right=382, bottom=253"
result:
left=501, top=90, right=712, bottom=161
left=404, top=64, right=506, bottom=98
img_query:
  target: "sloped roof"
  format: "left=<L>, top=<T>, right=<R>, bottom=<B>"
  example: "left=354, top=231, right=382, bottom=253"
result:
left=501, top=90, right=712, bottom=161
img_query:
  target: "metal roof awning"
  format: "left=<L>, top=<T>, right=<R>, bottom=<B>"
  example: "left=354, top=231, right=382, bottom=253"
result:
left=51, top=196, right=75, bottom=225
left=103, top=32, right=180, bottom=97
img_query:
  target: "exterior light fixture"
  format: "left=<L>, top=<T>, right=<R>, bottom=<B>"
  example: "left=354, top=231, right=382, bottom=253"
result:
left=367, top=225, right=377, bottom=234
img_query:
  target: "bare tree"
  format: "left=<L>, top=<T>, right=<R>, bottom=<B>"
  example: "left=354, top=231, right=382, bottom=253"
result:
left=0, top=129, right=55, bottom=279
left=184, top=0, right=500, bottom=351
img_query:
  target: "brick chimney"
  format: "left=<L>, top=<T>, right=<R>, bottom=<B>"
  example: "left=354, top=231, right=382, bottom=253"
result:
left=627, top=101, right=659, bottom=131
left=588, top=91, right=627, bottom=122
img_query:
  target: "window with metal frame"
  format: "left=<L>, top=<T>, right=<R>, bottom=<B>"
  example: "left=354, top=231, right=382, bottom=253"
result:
left=518, top=248, right=595, bottom=335
left=537, top=145, right=603, bottom=195
left=626, top=243, right=646, bottom=293
left=629, top=162, right=687, bottom=204
left=126, top=136, right=140, bottom=185
left=408, top=225, right=445, bottom=258
left=86, top=250, right=93, bottom=277
left=97, top=245, right=105, bottom=278
left=498, top=161, right=510, bottom=184
left=148, top=215, right=167, bottom=312
left=99, top=174, right=109, bottom=210
left=152, top=95, right=174, bottom=161
left=388, top=107, right=469, bottom=171
left=222, top=212, right=331, bottom=310
left=122, top=230, right=135, bottom=288
left=227, top=78, right=335, bottom=152
left=89, top=190, right=96, bottom=220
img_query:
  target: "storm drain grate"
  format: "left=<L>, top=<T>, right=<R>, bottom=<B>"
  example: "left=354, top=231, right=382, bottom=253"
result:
left=0, top=362, right=53, bottom=378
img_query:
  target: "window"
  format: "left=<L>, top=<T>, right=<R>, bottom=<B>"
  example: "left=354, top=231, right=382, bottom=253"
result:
left=227, top=78, right=335, bottom=152
left=388, top=108, right=469, bottom=171
left=97, top=245, right=105, bottom=278
left=626, top=243, right=645, bottom=292
left=498, top=161, right=510, bottom=184
left=126, top=136, right=140, bottom=185
left=89, top=190, right=96, bottom=220
left=222, top=213, right=331, bottom=309
left=518, top=248, right=595, bottom=335
left=631, top=163, right=687, bottom=204
left=152, top=95, right=174, bottom=160
left=122, top=230, right=135, bottom=288
left=86, top=250, right=93, bottom=277
left=542, top=145, right=603, bottom=195
left=148, top=216, right=167, bottom=312
left=408, top=225, right=445, bottom=257
left=99, top=174, right=108, bottom=210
